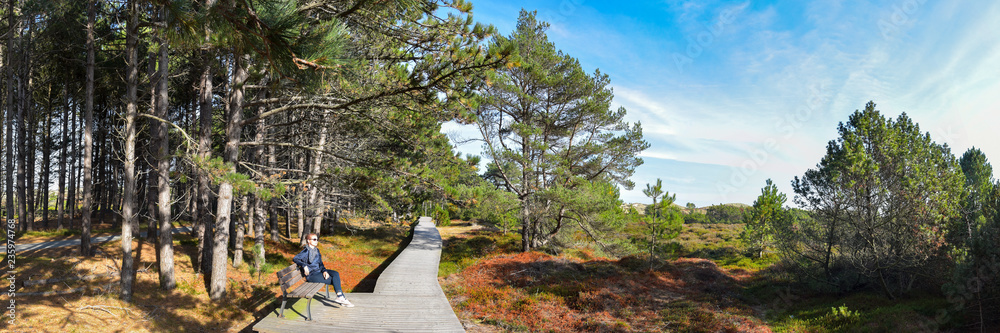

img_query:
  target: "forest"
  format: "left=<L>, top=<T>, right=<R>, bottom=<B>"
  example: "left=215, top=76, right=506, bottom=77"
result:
left=0, top=0, right=534, bottom=302
left=3, top=0, right=1000, bottom=332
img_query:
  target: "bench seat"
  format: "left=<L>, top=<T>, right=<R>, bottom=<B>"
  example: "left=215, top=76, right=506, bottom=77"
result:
left=276, top=264, right=330, bottom=321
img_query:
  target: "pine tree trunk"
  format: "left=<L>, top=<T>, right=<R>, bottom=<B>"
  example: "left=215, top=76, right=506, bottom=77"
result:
left=145, top=152, right=157, bottom=241
left=253, top=195, right=265, bottom=272
left=520, top=132, right=531, bottom=252
left=197, top=182, right=213, bottom=274
left=16, top=72, right=26, bottom=233
left=25, top=113, right=34, bottom=232
left=42, top=105, right=51, bottom=227
left=120, top=0, right=139, bottom=300
left=211, top=54, right=246, bottom=301
left=106, top=112, right=114, bottom=222
left=305, top=110, right=328, bottom=239
left=269, top=201, right=279, bottom=242
left=22, top=16, right=35, bottom=233
left=284, top=206, right=291, bottom=238
left=233, top=195, right=245, bottom=268
left=57, top=86, right=68, bottom=230
left=197, top=93, right=213, bottom=275
left=0, top=112, right=4, bottom=222
left=332, top=207, right=339, bottom=235
left=93, top=116, right=104, bottom=221
left=0, top=36, right=3, bottom=221
left=196, top=0, right=218, bottom=276
left=185, top=182, right=195, bottom=231
left=265, top=121, right=279, bottom=241
left=108, top=120, right=121, bottom=226
left=211, top=179, right=233, bottom=300
left=67, top=97, right=77, bottom=225
left=296, top=154, right=304, bottom=240
left=80, top=0, right=96, bottom=255
left=250, top=81, right=274, bottom=253
left=3, top=1, right=13, bottom=224
left=145, top=50, right=158, bottom=242
left=312, top=192, right=325, bottom=236
left=520, top=193, right=530, bottom=252
left=11, top=89, right=27, bottom=231
left=153, top=7, right=175, bottom=290
left=230, top=194, right=238, bottom=250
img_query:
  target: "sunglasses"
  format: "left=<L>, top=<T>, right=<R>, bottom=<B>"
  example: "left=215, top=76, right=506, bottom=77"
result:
left=309, top=238, right=318, bottom=241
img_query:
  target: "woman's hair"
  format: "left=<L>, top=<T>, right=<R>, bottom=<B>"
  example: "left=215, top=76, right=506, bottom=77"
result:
left=303, top=233, right=319, bottom=247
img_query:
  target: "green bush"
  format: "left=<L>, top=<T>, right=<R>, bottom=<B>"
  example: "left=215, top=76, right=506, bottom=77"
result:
left=705, top=204, right=746, bottom=224
left=433, top=206, right=451, bottom=226
left=683, top=211, right=708, bottom=224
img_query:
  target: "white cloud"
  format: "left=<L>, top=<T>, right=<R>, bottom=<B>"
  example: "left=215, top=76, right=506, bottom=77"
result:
left=452, top=0, right=1000, bottom=206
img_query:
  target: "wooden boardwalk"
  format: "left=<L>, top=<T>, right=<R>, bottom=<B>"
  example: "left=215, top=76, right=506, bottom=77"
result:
left=253, top=217, right=465, bottom=333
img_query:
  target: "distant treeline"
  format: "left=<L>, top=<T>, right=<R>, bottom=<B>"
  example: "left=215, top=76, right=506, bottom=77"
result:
left=682, top=204, right=747, bottom=224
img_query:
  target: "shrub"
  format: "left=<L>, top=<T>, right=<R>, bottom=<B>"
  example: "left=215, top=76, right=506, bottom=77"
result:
left=433, top=206, right=451, bottom=226
left=705, top=204, right=746, bottom=224
left=684, top=211, right=708, bottom=224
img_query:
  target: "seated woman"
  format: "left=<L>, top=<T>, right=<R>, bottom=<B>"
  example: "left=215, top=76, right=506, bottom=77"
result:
left=292, top=233, right=354, bottom=307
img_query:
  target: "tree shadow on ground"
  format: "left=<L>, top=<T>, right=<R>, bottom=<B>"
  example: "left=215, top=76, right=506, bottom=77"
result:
left=348, top=221, right=416, bottom=293
left=6, top=237, right=249, bottom=332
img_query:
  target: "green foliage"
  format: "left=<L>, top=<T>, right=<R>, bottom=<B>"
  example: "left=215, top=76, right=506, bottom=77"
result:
left=768, top=292, right=952, bottom=332
left=740, top=179, right=787, bottom=258
left=433, top=205, right=452, bottom=226
left=790, top=101, right=965, bottom=297
left=452, top=182, right=521, bottom=233
left=946, top=149, right=1000, bottom=318
left=716, top=253, right=779, bottom=271
left=535, top=180, right=633, bottom=255
left=705, top=204, right=746, bottom=224
left=637, top=179, right=683, bottom=269
left=260, top=182, right=286, bottom=201
left=251, top=243, right=265, bottom=271
left=683, top=211, right=708, bottom=224
left=472, top=10, right=648, bottom=251
left=954, top=147, right=995, bottom=241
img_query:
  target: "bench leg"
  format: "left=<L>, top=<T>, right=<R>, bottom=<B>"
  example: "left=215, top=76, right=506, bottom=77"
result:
left=326, top=285, right=330, bottom=299
left=279, top=297, right=287, bottom=318
left=306, top=297, right=312, bottom=321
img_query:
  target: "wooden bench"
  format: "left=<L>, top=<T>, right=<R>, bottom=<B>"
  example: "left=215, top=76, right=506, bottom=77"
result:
left=276, top=264, right=330, bottom=321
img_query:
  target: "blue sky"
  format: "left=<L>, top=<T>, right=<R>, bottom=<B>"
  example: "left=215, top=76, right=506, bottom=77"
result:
left=442, top=0, right=1000, bottom=207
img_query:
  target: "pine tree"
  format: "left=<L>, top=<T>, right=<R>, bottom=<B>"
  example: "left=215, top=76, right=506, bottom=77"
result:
left=80, top=0, right=96, bottom=256
left=473, top=10, right=647, bottom=251
left=792, top=101, right=964, bottom=298
left=120, top=0, right=141, bottom=301
left=641, top=179, right=683, bottom=269
left=740, top=179, right=786, bottom=258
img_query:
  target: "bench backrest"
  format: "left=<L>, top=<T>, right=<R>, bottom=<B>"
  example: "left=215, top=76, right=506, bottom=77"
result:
left=276, top=264, right=303, bottom=294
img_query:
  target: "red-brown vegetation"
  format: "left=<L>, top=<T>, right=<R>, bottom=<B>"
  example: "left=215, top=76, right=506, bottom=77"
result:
left=443, top=251, right=772, bottom=332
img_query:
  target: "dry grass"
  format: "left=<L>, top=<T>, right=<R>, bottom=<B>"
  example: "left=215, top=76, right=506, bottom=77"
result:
left=4, top=218, right=408, bottom=333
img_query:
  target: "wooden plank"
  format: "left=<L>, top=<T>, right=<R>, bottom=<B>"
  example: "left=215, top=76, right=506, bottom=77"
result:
left=277, top=264, right=297, bottom=277
left=288, top=282, right=324, bottom=298
left=278, top=265, right=302, bottom=286
left=256, top=294, right=464, bottom=331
